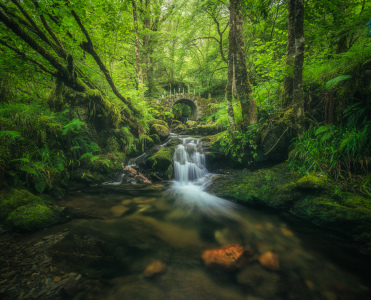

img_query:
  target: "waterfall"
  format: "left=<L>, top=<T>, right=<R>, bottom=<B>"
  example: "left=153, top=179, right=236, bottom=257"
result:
left=173, top=138, right=207, bottom=184
left=171, top=137, right=241, bottom=219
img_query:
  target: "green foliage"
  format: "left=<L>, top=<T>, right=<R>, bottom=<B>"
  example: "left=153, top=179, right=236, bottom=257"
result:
left=325, top=75, right=352, bottom=89
left=211, top=125, right=259, bottom=164
left=62, top=118, right=86, bottom=135
left=172, top=103, right=192, bottom=119
left=289, top=107, right=371, bottom=195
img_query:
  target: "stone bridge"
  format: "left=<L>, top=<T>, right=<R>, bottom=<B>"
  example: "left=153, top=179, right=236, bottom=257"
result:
left=159, top=93, right=205, bottom=120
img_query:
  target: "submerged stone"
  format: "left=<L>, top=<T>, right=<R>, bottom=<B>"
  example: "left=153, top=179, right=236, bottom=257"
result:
left=143, top=260, right=167, bottom=277
left=201, top=244, right=252, bottom=270
left=258, top=251, right=280, bottom=271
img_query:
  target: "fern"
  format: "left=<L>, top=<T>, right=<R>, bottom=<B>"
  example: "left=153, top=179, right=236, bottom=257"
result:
left=62, top=118, right=86, bottom=135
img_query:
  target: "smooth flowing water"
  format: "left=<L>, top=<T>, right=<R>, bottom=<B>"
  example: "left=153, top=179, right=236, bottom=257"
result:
left=50, top=137, right=370, bottom=299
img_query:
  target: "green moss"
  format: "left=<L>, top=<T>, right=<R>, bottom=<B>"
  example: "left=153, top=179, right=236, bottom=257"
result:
left=166, top=164, right=174, bottom=179
left=186, top=120, right=197, bottom=127
left=0, top=189, right=45, bottom=221
left=184, top=124, right=219, bottom=135
left=106, top=137, right=120, bottom=152
left=208, top=163, right=302, bottom=208
left=171, top=120, right=183, bottom=127
left=278, top=108, right=295, bottom=128
left=5, top=204, right=57, bottom=231
left=342, top=193, right=371, bottom=210
left=296, top=174, right=332, bottom=191
left=292, top=195, right=371, bottom=238
left=146, top=147, right=175, bottom=172
left=148, top=119, right=169, bottom=128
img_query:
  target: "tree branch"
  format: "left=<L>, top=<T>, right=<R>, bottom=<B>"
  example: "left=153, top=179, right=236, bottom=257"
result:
left=70, top=9, right=140, bottom=116
left=0, top=39, right=57, bottom=77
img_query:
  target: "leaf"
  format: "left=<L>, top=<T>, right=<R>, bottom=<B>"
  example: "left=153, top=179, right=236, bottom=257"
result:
left=315, top=126, right=330, bottom=136
left=90, top=156, right=100, bottom=162
left=11, top=158, right=30, bottom=163
left=20, top=165, right=37, bottom=176
left=325, top=75, right=351, bottom=89
left=80, top=152, right=92, bottom=160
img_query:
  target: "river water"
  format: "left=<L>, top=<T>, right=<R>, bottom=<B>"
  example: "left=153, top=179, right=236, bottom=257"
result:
left=53, top=137, right=370, bottom=299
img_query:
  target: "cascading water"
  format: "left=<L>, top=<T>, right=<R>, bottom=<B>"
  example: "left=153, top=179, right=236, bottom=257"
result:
left=173, top=138, right=207, bottom=184
left=171, top=137, right=240, bottom=219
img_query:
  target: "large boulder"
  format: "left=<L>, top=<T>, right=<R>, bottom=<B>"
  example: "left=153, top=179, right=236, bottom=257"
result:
left=148, top=119, right=168, bottom=128
left=146, top=147, right=174, bottom=172
left=150, top=124, right=170, bottom=140
left=5, top=204, right=58, bottom=231
left=207, top=164, right=371, bottom=254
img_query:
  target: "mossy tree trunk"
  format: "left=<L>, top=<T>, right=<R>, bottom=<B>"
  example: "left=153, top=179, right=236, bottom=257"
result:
left=281, top=0, right=296, bottom=108
left=226, top=7, right=236, bottom=132
left=229, top=0, right=257, bottom=128
left=0, top=2, right=140, bottom=130
left=292, top=0, right=305, bottom=134
left=132, top=0, right=143, bottom=86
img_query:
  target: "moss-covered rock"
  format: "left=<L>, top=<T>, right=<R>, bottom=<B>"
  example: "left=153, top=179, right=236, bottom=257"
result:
left=5, top=204, right=58, bottom=231
left=171, top=120, right=183, bottom=128
left=207, top=163, right=301, bottom=209
left=173, top=124, right=185, bottom=132
left=150, top=124, right=170, bottom=140
left=148, top=119, right=169, bottom=128
left=0, top=189, right=46, bottom=221
left=186, top=120, right=197, bottom=127
left=207, top=163, right=371, bottom=253
left=146, top=147, right=174, bottom=172
left=296, top=174, right=331, bottom=191
left=184, top=124, right=219, bottom=135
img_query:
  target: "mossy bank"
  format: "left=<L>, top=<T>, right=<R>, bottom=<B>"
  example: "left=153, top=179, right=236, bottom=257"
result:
left=206, top=163, right=371, bottom=254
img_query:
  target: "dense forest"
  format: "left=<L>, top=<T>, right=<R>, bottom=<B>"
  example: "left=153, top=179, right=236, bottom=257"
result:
left=0, top=0, right=371, bottom=298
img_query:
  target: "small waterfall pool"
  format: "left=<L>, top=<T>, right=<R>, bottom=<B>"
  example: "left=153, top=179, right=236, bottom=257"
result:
left=21, top=137, right=371, bottom=299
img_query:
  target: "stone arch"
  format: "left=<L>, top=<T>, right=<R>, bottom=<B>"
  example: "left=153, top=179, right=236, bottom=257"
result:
left=172, top=98, right=198, bottom=120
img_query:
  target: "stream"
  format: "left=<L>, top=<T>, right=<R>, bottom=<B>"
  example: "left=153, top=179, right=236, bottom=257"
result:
left=16, top=137, right=371, bottom=299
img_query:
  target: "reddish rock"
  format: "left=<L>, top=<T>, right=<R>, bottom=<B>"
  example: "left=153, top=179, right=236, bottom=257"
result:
left=121, top=167, right=152, bottom=184
left=258, top=251, right=279, bottom=271
left=144, top=260, right=167, bottom=277
left=134, top=174, right=152, bottom=184
left=122, top=167, right=138, bottom=177
left=201, top=244, right=251, bottom=270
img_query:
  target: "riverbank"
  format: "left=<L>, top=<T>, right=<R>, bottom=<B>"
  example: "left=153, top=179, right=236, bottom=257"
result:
left=206, top=162, right=371, bottom=255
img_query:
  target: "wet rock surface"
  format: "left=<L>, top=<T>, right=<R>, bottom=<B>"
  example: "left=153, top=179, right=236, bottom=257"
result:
left=0, top=230, right=87, bottom=300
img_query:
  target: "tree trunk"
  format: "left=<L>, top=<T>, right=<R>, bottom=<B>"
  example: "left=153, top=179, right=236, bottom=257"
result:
left=132, top=1, right=143, bottom=85
left=232, top=0, right=257, bottom=127
left=226, top=10, right=236, bottom=132
left=292, top=0, right=305, bottom=133
left=281, top=0, right=296, bottom=107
